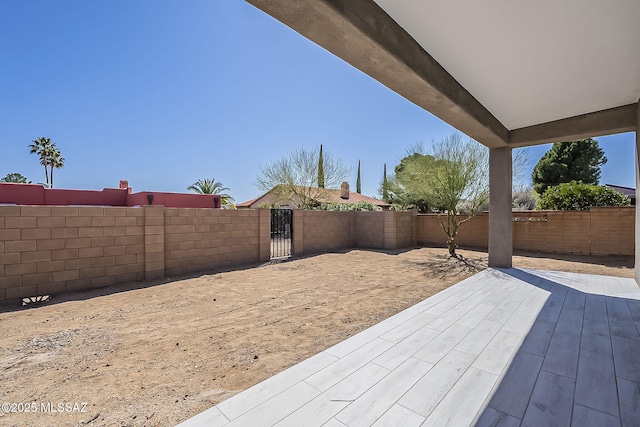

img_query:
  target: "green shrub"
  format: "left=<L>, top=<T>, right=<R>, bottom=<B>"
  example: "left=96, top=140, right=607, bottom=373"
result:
left=538, top=181, right=630, bottom=210
left=389, top=204, right=410, bottom=211
left=317, top=201, right=382, bottom=211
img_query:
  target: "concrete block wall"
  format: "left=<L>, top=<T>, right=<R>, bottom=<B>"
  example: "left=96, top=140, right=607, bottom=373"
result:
left=0, top=205, right=270, bottom=303
left=292, top=209, right=305, bottom=255
left=417, top=207, right=635, bottom=256
left=460, top=215, right=490, bottom=248
left=353, top=211, right=384, bottom=248
left=417, top=214, right=488, bottom=248
left=2, top=205, right=632, bottom=303
left=511, top=212, right=556, bottom=253
left=295, top=210, right=418, bottom=256
left=0, top=206, right=145, bottom=302
left=295, top=210, right=354, bottom=255
left=388, top=210, right=417, bottom=249
left=590, top=207, right=635, bottom=256
left=163, top=208, right=264, bottom=277
left=512, top=211, right=591, bottom=254
left=144, top=206, right=165, bottom=279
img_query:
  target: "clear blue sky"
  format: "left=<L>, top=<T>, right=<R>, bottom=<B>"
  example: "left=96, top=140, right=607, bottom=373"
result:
left=1, top=0, right=635, bottom=203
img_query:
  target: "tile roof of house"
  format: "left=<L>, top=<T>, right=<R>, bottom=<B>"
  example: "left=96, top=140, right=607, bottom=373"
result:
left=318, top=188, right=388, bottom=206
left=236, top=197, right=259, bottom=208
left=237, top=185, right=389, bottom=208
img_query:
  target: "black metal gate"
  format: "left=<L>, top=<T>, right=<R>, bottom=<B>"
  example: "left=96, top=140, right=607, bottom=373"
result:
left=270, top=208, right=293, bottom=259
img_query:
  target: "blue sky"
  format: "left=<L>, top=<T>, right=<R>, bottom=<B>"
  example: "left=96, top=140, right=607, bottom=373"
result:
left=1, top=0, right=635, bottom=203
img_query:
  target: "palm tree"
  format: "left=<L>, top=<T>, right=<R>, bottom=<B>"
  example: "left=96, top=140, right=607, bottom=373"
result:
left=188, top=179, right=235, bottom=205
left=29, top=137, right=64, bottom=188
left=29, top=137, right=53, bottom=186
left=48, top=148, right=65, bottom=188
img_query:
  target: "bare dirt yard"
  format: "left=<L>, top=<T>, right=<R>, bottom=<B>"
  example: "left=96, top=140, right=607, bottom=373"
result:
left=0, top=247, right=634, bottom=427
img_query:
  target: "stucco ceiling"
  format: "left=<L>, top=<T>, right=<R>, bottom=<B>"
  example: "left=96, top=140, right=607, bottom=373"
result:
left=373, top=0, right=640, bottom=130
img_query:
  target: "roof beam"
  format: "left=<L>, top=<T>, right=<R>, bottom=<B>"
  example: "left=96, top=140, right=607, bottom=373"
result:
left=508, top=103, right=639, bottom=147
left=245, top=0, right=510, bottom=148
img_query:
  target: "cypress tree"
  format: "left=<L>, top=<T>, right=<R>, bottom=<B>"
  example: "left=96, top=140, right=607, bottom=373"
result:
left=356, top=160, right=362, bottom=193
left=318, top=144, right=325, bottom=188
left=382, top=163, right=389, bottom=202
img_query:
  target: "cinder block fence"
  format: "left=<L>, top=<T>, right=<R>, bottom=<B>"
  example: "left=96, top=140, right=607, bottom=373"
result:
left=0, top=207, right=417, bottom=303
left=417, top=207, right=635, bottom=256
left=0, top=206, right=634, bottom=303
left=0, top=206, right=271, bottom=303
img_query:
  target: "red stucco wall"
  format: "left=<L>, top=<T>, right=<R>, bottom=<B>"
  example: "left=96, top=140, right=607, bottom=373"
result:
left=0, top=183, right=221, bottom=208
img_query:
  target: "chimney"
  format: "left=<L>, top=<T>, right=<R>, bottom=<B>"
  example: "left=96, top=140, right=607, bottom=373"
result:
left=119, top=180, right=133, bottom=194
left=340, top=182, right=349, bottom=199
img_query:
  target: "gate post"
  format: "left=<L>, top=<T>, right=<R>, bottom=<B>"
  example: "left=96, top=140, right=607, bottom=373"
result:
left=259, top=208, right=271, bottom=262
left=293, top=209, right=303, bottom=256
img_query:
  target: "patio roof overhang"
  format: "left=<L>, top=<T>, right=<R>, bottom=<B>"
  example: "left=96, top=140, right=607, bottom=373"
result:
left=244, top=0, right=640, bottom=281
left=245, top=0, right=639, bottom=149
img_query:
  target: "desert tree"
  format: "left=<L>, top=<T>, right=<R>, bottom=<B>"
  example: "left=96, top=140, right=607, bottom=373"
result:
left=188, top=178, right=235, bottom=205
left=396, top=133, right=528, bottom=256
left=382, top=152, right=437, bottom=212
left=256, top=146, right=350, bottom=209
left=356, top=160, right=361, bottom=193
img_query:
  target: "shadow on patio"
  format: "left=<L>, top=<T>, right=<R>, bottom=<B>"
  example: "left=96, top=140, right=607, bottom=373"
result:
left=476, top=268, right=640, bottom=427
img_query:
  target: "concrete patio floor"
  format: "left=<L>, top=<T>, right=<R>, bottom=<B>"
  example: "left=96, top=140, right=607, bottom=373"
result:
left=177, top=268, right=640, bottom=427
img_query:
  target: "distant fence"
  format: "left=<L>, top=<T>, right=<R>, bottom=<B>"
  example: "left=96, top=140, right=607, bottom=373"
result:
left=0, top=206, right=634, bottom=303
left=417, top=207, right=635, bottom=256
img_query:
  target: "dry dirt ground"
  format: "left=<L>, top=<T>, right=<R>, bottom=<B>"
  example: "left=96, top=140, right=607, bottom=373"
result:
left=0, top=247, right=634, bottom=427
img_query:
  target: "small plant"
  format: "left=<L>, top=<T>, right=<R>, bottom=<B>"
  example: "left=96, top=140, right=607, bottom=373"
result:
left=389, top=203, right=419, bottom=211
left=317, top=201, right=382, bottom=211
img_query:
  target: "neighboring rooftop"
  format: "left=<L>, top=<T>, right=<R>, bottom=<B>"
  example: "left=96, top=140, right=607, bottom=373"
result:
left=0, top=180, right=222, bottom=208
left=238, top=182, right=389, bottom=209
left=606, top=184, right=636, bottom=198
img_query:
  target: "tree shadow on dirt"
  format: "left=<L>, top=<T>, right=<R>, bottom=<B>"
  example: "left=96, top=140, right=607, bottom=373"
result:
left=405, top=251, right=489, bottom=279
